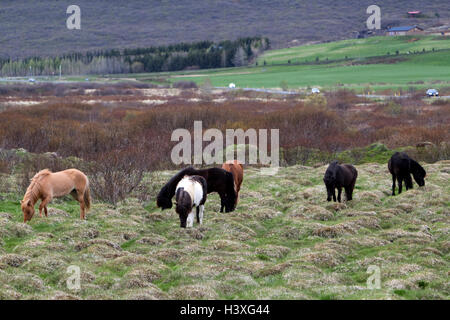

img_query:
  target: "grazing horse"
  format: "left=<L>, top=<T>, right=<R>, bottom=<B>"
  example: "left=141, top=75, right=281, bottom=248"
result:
left=157, top=167, right=236, bottom=212
left=388, top=152, right=426, bottom=195
left=323, top=161, right=358, bottom=202
left=21, top=169, right=91, bottom=222
left=175, top=175, right=207, bottom=228
left=221, top=160, right=244, bottom=211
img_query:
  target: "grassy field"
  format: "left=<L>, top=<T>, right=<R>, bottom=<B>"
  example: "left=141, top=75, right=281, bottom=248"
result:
left=105, top=36, right=450, bottom=92
left=257, top=35, right=450, bottom=65
left=0, top=161, right=449, bottom=300
left=158, top=52, right=450, bottom=92
left=5, top=36, right=450, bottom=93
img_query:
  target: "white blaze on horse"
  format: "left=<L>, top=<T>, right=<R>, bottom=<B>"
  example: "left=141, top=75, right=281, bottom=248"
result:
left=175, top=175, right=207, bottom=228
left=21, top=169, right=91, bottom=222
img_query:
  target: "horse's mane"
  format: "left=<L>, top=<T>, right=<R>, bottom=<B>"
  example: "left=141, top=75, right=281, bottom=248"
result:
left=157, top=167, right=197, bottom=209
left=23, top=169, right=52, bottom=204
left=157, top=166, right=236, bottom=211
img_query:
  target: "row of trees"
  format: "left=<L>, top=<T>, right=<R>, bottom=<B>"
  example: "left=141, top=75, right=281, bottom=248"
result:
left=0, top=37, right=270, bottom=77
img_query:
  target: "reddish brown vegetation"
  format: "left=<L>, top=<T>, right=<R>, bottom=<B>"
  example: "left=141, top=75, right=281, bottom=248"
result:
left=0, top=85, right=449, bottom=172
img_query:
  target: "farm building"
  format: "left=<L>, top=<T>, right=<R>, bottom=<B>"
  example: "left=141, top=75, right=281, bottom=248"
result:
left=386, top=25, right=423, bottom=36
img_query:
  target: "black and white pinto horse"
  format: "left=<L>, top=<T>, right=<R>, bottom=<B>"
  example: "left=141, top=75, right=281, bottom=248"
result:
left=175, top=175, right=207, bottom=228
left=388, top=152, right=426, bottom=195
left=157, top=166, right=236, bottom=213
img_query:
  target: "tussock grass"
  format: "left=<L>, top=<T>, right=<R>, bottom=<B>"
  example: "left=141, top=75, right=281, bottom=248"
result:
left=0, top=161, right=449, bottom=299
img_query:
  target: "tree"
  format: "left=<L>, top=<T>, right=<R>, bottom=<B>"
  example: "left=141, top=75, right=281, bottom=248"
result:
left=232, top=46, right=247, bottom=67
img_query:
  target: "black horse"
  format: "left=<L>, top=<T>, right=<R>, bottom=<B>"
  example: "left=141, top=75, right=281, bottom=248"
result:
left=157, top=166, right=236, bottom=212
left=323, top=161, right=358, bottom=202
left=388, top=152, right=426, bottom=195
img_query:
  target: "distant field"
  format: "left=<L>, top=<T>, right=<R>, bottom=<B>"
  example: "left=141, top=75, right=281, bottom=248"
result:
left=257, top=35, right=450, bottom=65
left=5, top=36, right=450, bottom=93
left=146, top=48, right=450, bottom=92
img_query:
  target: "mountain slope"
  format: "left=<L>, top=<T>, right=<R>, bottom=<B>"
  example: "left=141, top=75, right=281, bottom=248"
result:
left=0, top=0, right=449, bottom=58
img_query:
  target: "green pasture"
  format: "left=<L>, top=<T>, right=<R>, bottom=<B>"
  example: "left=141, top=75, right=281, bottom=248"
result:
left=257, top=35, right=450, bottom=65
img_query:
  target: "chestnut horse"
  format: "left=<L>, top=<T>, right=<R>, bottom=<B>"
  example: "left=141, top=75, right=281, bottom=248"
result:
left=21, top=169, right=91, bottom=222
left=221, top=160, right=243, bottom=211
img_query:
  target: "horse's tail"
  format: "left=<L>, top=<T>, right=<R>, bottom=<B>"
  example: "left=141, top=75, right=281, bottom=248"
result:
left=84, top=182, right=91, bottom=211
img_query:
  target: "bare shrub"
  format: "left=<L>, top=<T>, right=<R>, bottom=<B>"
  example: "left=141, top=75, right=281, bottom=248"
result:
left=83, top=147, right=149, bottom=205
left=18, top=154, right=78, bottom=194
left=172, top=81, right=198, bottom=89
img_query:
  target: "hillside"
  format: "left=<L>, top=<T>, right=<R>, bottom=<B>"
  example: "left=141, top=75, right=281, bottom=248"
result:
left=257, top=35, right=450, bottom=65
left=0, top=162, right=449, bottom=299
left=146, top=43, right=450, bottom=91
left=1, top=0, right=449, bottom=58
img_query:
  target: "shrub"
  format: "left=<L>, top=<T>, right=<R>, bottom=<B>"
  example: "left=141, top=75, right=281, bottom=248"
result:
left=172, top=81, right=198, bottom=89
left=83, top=147, right=149, bottom=205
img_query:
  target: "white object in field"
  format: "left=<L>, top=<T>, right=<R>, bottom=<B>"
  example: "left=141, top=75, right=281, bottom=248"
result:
left=426, top=89, right=439, bottom=97
left=311, top=87, right=320, bottom=94
left=28, top=78, right=36, bottom=83
left=229, top=83, right=236, bottom=89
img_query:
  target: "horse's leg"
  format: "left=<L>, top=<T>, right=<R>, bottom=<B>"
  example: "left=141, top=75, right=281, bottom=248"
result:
left=344, top=187, right=351, bottom=201
left=391, top=174, right=396, bottom=196
left=187, top=211, right=194, bottom=228
left=220, top=196, right=224, bottom=213
left=39, top=202, right=43, bottom=218
left=398, top=176, right=403, bottom=194
left=76, top=190, right=86, bottom=220
left=196, top=206, right=200, bottom=223
left=405, top=174, right=413, bottom=190
left=39, top=196, right=51, bottom=218
left=337, top=187, right=342, bottom=203
left=332, top=188, right=336, bottom=202
left=199, top=205, right=204, bottom=225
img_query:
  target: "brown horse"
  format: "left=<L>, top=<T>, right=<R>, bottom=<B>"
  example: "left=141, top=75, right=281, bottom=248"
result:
left=221, top=160, right=244, bottom=211
left=21, top=169, right=91, bottom=222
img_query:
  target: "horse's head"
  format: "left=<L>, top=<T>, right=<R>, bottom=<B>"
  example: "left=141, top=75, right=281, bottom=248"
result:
left=323, top=165, right=337, bottom=201
left=412, top=169, right=426, bottom=187
left=175, top=188, right=192, bottom=228
left=222, top=192, right=237, bottom=212
left=411, top=160, right=426, bottom=187
left=21, top=200, right=35, bottom=222
left=223, top=172, right=237, bottom=212
left=324, top=181, right=335, bottom=201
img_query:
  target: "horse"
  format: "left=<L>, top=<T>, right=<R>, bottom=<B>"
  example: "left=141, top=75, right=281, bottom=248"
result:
left=388, top=152, right=426, bottom=195
left=323, top=161, right=358, bottom=202
left=175, top=175, right=207, bottom=228
left=21, top=169, right=91, bottom=222
left=157, top=166, right=236, bottom=212
left=221, top=160, right=243, bottom=211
